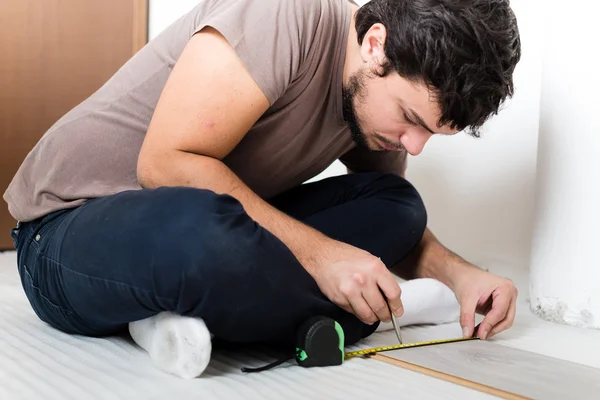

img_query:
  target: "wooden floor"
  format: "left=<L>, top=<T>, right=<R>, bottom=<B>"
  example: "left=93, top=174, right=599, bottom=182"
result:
left=377, top=340, right=600, bottom=399
left=350, top=258, right=600, bottom=399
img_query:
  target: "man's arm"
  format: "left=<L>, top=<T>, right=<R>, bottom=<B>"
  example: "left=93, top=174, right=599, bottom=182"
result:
left=138, top=27, right=330, bottom=276
left=393, top=170, right=518, bottom=339
left=393, top=223, right=518, bottom=340
left=344, top=163, right=518, bottom=339
left=391, top=226, right=465, bottom=287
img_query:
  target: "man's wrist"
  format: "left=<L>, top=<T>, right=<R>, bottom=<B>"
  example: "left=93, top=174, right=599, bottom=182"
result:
left=298, top=235, right=337, bottom=278
left=395, top=227, right=472, bottom=291
left=418, top=247, right=472, bottom=291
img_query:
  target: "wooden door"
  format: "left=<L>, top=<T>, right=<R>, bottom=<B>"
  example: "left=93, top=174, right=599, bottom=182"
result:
left=0, top=0, right=148, bottom=250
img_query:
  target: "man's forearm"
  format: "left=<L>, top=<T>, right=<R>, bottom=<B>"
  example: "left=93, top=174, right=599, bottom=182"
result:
left=393, top=227, right=471, bottom=290
left=138, top=151, right=333, bottom=276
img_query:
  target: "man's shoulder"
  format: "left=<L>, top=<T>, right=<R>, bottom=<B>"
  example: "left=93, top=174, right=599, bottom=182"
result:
left=211, top=0, right=344, bottom=29
left=205, top=0, right=327, bottom=18
left=264, top=0, right=325, bottom=14
left=188, top=0, right=347, bottom=104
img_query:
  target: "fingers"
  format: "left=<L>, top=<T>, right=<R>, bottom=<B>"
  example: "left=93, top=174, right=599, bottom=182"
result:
left=459, top=296, right=478, bottom=338
left=478, top=288, right=511, bottom=339
left=339, top=269, right=401, bottom=324
left=361, top=286, right=391, bottom=322
left=338, top=274, right=378, bottom=324
left=487, top=297, right=516, bottom=338
left=348, top=279, right=400, bottom=324
left=336, top=255, right=403, bottom=324
left=377, top=274, right=403, bottom=318
left=337, top=302, right=355, bottom=316
left=348, top=295, right=378, bottom=324
left=488, top=287, right=518, bottom=338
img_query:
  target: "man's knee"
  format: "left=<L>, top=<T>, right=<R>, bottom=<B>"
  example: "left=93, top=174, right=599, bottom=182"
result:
left=363, top=172, right=427, bottom=228
left=389, top=174, right=427, bottom=233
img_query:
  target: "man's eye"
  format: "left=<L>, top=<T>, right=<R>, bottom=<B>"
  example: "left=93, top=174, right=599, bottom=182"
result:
left=403, top=112, right=417, bottom=125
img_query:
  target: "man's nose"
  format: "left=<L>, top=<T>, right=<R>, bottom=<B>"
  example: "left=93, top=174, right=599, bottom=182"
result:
left=400, top=129, right=431, bottom=156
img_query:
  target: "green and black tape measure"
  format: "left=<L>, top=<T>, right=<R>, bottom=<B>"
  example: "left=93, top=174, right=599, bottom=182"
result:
left=241, top=316, right=345, bottom=373
left=241, top=316, right=478, bottom=373
left=294, top=316, right=346, bottom=367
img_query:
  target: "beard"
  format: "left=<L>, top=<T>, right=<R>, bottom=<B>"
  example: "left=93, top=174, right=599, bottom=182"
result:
left=341, top=70, right=372, bottom=150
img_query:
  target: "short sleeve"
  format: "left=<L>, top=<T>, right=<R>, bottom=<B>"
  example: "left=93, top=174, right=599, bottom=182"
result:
left=192, top=0, right=321, bottom=105
left=339, top=146, right=408, bottom=177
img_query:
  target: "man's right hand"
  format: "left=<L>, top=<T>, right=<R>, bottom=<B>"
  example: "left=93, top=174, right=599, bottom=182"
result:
left=312, top=240, right=403, bottom=325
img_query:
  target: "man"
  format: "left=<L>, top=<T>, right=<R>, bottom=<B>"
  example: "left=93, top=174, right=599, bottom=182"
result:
left=4, top=0, right=521, bottom=378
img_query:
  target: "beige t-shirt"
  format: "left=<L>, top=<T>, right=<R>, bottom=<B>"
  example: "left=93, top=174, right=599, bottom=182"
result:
left=4, top=0, right=406, bottom=222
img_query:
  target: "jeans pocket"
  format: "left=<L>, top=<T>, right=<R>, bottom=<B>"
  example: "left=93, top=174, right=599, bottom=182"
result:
left=19, top=262, right=78, bottom=334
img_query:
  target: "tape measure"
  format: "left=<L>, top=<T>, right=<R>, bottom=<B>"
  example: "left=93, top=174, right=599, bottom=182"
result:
left=241, top=316, right=478, bottom=373
left=344, top=336, right=480, bottom=359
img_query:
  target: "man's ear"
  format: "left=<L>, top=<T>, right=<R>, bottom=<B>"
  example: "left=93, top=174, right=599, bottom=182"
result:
left=359, top=23, right=387, bottom=73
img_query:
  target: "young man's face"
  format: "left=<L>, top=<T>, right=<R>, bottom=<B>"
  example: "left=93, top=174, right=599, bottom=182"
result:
left=342, top=68, right=459, bottom=155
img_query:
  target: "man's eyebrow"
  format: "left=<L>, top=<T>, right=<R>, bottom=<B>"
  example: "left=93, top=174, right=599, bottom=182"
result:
left=407, top=108, right=436, bottom=134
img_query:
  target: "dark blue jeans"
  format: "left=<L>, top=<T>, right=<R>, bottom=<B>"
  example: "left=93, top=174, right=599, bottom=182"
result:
left=10, top=172, right=427, bottom=348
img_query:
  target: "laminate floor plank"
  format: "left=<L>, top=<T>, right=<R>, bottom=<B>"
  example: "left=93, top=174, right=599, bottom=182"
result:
left=380, top=340, right=600, bottom=399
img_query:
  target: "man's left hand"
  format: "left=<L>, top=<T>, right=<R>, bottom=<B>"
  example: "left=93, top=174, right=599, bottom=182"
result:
left=451, top=265, right=519, bottom=340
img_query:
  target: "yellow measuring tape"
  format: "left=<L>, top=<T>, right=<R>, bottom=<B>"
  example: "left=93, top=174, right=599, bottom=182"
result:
left=344, top=336, right=480, bottom=359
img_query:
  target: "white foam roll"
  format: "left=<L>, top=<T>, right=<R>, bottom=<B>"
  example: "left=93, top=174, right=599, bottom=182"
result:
left=529, top=0, right=600, bottom=329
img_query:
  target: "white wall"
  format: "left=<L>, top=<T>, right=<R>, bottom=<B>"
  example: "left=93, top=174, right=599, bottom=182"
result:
left=528, top=0, right=600, bottom=328
left=407, top=0, right=542, bottom=269
left=148, top=0, right=200, bottom=40
left=149, top=0, right=543, bottom=272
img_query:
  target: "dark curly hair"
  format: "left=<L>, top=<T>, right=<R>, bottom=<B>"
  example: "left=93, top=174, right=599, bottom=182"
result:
left=355, top=0, right=521, bottom=137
